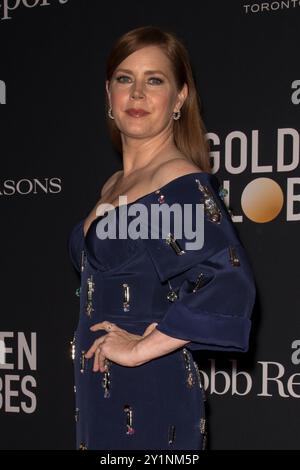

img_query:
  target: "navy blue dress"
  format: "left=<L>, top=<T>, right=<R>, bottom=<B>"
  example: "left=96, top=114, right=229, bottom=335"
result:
left=68, top=171, right=256, bottom=450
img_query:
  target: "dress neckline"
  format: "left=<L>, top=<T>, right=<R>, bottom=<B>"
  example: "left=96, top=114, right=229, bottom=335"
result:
left=82, top=171, right=211, bottom=241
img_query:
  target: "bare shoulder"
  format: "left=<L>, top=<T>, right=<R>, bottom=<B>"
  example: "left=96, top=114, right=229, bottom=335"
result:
left=100, top=170, right=123, bottom=197
left=153, top=158, right=202, bottom=189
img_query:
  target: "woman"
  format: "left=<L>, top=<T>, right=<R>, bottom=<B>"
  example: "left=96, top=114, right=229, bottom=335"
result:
left=68, top=25, right=256, bottom=450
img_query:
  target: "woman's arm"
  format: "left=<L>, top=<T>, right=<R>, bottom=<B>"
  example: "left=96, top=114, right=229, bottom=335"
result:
left=134, top=327, right=190, bottom=365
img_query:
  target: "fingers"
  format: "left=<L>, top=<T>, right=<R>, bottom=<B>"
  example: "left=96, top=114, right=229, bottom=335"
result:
left=98, top=352, right=107, bottom=373
left=90, top=321, right=118, bottom=332
left=87, top=321, right=116, bottom=358
left=85, top=324, right=114, bottom=372
left=93, top=348, right=100, bottom=372
left=85, top=337, right=108, bottom=373
left=85, top=337, right=104, bottom=358
left=93, top=347, right=107, bottom=373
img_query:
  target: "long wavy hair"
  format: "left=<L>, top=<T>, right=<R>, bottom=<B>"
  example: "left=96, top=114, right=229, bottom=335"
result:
left=105, top=25, right=211, bottom=173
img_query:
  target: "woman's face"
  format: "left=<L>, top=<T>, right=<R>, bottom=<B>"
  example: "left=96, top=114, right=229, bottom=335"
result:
left=106, top=45, right=187, bottom=140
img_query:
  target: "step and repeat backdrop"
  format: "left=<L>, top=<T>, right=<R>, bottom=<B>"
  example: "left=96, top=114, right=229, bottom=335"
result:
left=0, top=0, right=299, bottom=450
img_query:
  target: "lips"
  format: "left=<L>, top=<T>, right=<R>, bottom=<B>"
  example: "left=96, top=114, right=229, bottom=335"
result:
left=125, top=109, right=150, bottom=117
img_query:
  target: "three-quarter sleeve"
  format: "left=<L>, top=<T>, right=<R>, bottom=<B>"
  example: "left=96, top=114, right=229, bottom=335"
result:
left=142, top=172, right=256, bottom=353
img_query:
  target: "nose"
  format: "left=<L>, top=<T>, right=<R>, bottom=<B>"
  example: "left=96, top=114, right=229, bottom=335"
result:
left=130, top=80, right=145, bottom=100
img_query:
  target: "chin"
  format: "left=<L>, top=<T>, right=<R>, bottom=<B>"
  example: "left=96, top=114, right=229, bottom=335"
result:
left=123, top=129, right=151, bottom=139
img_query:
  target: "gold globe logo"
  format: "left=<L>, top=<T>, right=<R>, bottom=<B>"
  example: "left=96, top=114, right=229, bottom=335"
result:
left=241, top=178, right=284, bottom=223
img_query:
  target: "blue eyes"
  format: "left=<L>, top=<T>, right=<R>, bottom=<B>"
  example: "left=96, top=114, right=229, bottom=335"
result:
left=116, top=75, right=163, bottom=85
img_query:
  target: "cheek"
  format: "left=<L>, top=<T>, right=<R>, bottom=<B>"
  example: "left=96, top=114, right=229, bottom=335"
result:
left=111, top=89, right=128, bottom=108
left=152, top=92, right=174, bottom=111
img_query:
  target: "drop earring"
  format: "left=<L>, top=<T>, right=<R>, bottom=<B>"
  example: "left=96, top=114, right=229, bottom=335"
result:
left=108, top=106, right=114, bottom=120
left=173, top=110, right=181, bottom=120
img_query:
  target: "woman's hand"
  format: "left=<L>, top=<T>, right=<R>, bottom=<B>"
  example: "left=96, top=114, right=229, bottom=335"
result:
left=84, top=321, right=158, bottom=372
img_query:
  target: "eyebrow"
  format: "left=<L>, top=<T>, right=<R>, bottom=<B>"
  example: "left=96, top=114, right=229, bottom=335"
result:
left=115, top=68, right=168, bottom=78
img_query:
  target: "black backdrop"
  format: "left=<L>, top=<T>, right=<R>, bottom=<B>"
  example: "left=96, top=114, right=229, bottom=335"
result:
left=1, top=0, right=299, bottom=450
